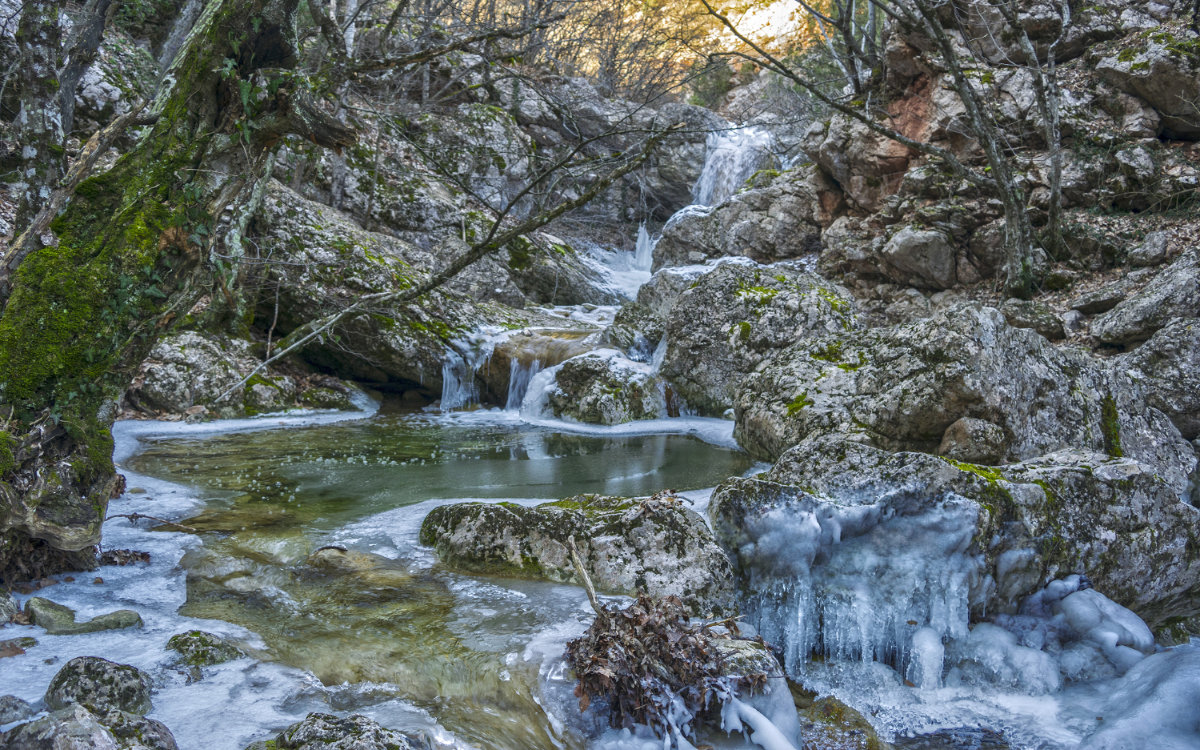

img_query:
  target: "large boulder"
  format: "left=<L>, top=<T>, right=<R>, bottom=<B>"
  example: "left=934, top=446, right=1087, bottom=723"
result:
left=1, top=703, right=178, bottom=750
left=247, top=713, right=423, bottom=750
left=660, top=263, right=859, bottom=416
left=1096, top=26, right=1200, bottom=139
left=166, top=630, right=245, bottom=667
left=1091, top=249, right=1200, bottom=345
left=124, top=331, right=360, bottom=419
left=651, top=166, right=832, bottom=271
left=420, top=495, right=736, bottom=615
left=733, top=304, right=1196, bottom=497
left=544, top=351, right=666, bottom=424
left=879, top=225, right=958, bottom=289
left=45, top=656, right=153, bottom=715
left=1116, top=318, right=1200, bottom=440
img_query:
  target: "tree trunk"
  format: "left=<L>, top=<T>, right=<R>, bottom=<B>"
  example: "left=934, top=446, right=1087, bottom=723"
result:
left=0, top=0, right=348, bottom=582
left=12, top=0, right=67, bottom=237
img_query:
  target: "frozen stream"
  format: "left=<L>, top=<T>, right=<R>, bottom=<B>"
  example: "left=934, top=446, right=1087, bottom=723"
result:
left=0, top=402, right=760, bottom=749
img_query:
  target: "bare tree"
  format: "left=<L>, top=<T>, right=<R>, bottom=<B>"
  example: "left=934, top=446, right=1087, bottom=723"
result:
left=703, top=0, right=1076, bottom=298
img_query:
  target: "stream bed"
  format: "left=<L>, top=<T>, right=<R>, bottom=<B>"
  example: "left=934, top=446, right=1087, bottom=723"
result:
left=0, top=401, right=762, bottom=749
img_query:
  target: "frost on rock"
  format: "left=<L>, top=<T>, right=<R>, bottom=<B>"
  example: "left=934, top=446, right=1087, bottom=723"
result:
left=709, top=478, right=984, bottom=679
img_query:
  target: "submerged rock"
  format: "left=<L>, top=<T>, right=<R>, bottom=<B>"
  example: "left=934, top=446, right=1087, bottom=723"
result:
left=420, top=494, right=735, bottom=615
left=247, top=712, right=424, bottom=750
left=45, top=656, right=154, bottom=715
left=166, top=631, right=244, bottom=667
left=2, top=704, right=178, bottom=750
left=26, top=597, right=142, bottom=635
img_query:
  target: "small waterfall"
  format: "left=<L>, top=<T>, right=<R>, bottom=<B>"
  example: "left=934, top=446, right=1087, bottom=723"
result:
left=633, top=223, right=655, bottom=272
left=439, top=327, right=503, bottom=411
left=505, top=358, right=541, bottom=411
left=692, top=127, right=776, bottom=207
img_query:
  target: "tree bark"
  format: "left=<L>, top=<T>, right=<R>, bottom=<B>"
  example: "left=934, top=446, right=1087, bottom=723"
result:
left=0, top=0, right=348, bottom=582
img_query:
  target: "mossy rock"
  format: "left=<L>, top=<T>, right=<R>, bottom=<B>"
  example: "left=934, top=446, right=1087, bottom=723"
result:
left=166, top=630, right=244, bottom=667
left=420, top=494, right=737, bottom=615
left=26, top=597, right=142, bottom=635
left=45, top=656, right=153, bottom=715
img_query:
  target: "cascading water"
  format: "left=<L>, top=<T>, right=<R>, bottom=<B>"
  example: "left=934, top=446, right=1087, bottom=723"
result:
left=440, top=327, right=504, bottom=411
left=692, top=127, right=776, bottom=207
left=505, top=358, right=542, bottom=410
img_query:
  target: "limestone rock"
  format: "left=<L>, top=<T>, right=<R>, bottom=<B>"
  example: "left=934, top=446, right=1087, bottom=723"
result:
left=1091, top=250, right=1200, bottom=344
left=0, top=694, right=35, bottom=724
left=733, top=304, right=1196, bottom=497
left=1, top=591, right=17, bottom=622
left=1127, top=230, right=1169, bottom=267
left=1097, top=27, right=1200, bottom=139
left=1117, top=318, right=1200, bottom=440
left=420, top=495, right=736, bottom=615
left=2, top=704, right=178, bottom=750
left=545, top=351, right=665, bottom=425
left=651, top=167, right=829, bottom=271
left=252, top=712, right=423, bottom=750
left=166, top=631, right=244, bottom=667
left=713, top=434, right=1200, bottom=629
left=1000, top=298, right=1064, bottom=340
left=26, top=598, right=142, bottom=636
left=881, top=226, right=958, bottom=290
left=660, top=262, right=859, bottom=416
left=938, top=417, right=1009, bottom=465
left=45, top=656, right=153, bottom=715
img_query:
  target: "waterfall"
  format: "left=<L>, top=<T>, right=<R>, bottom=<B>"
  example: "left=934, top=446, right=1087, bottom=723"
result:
left=439, top=327, right=504, bottom=411
left=633, top=223, right=655, bottom=272
left=505, top=358, right=542, bottom=411
left=692, top=127, right=776, bottom=207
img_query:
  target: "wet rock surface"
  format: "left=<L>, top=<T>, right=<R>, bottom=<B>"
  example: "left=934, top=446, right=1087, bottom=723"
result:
left=166, top=630, right=245, bottom=667
left=44, top=656, right=154, bottom=715
left=420, top=494, right=736, bottom=615
left=26, top=597, right=142, bottom=636
left=246, top=712, right=425, bottom=750
left=2, top=703, right=178, bottom=750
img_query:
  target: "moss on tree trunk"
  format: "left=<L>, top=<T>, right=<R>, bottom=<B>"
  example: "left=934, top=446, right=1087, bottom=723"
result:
left=0, top=0, right=339, bottom=582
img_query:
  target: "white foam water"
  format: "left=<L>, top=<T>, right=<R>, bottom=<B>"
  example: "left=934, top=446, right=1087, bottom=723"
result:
left=692, top=127, right=775, bottom=207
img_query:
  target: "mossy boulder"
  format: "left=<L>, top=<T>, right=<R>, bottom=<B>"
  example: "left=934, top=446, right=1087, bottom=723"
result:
left=26, top=597, right=142, bottom=635
left=247, top=712, right=423, bottom=750
left=713, top=434, right=1200, bottom=631
left=2, top=703, right=178, bottom=750
left=660, top=262, right=859, bottom=416
left=166, top=630, right=244, bottom=667
left=45, top=656, right=153, bottom=715
left=733, top=304, right=1195, bottom=498
left=420, top=494, right=736, bottom=615
left=545, top=351, right=665, bottom=425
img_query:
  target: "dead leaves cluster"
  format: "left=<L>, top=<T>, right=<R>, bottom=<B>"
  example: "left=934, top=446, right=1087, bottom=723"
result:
left=565, top=594, right=766, bottom=741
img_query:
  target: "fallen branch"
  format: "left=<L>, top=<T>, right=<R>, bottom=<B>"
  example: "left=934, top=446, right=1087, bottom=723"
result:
left=567, top=535, right=603, bottom=615
left=105, top=512, right=197, bottom=533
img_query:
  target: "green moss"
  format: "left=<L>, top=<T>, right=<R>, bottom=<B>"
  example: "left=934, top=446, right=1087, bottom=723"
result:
left=1117, top=47, right=1137, bottom=63
left=0, top=430, right=13, bottom=476
left=1101, top=394, right=1123, bottom=458
left=810, top=341, right=844, bottom=363
left=732, top=321, right=752, bottom=343
left=943, top=458, right=1005, bottom=483
left=786, top=391, right=813, bottom=417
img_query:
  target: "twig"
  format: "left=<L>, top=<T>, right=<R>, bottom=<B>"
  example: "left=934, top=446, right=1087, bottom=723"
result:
left=567, top=536, right=603, bottom=616
left=105, top=512, right=197, bottom=533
